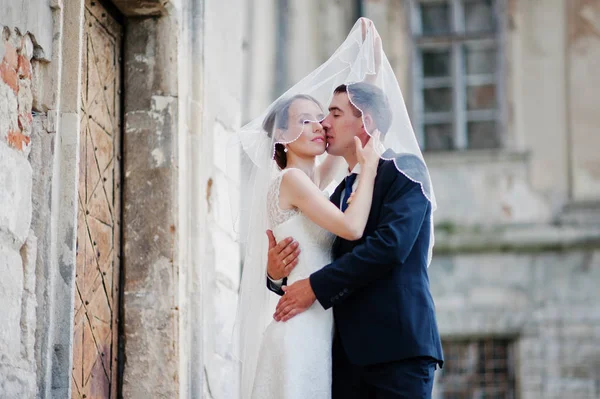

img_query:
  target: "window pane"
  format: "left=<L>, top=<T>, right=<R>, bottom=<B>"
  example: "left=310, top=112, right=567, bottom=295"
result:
left=423, top=87, right=452, bottom=112
left=466, top=84, right=496, bottom=110
left=420, top=1, right=451, bottom=35
left=422, top=48, right=451, bottom=78
left=424, top=123, right=454, bottom=150
left=464, top=0, right=495, bottom=32
left=464, top=45, right=497, bottom=75
left=437, top=339, right=516, bottom=398
left=467, top=120, right=500, bottom=149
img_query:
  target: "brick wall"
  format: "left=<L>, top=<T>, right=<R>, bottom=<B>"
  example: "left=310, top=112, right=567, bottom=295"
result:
left=1, top=30, right=34, bottom=153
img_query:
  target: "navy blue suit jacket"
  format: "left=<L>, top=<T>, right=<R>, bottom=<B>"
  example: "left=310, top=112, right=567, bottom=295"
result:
left=267, top=156, right=443, bottom=367
left=310, top=157, right=443, bottom=367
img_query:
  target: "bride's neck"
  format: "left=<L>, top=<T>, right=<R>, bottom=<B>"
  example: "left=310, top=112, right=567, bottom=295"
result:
left=285, top=153, right=317, bottom=182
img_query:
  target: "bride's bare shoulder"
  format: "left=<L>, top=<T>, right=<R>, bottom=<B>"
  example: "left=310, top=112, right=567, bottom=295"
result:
left=280, top=168, right=320, bottom=199
left=281, top=168, right=313, bottom=187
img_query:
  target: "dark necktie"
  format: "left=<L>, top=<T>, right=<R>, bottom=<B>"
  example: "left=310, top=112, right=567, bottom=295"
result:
left=341, top=173, right=358, bottom=212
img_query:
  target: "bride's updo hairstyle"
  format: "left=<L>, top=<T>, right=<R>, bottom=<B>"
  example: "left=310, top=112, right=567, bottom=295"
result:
left=262, top=94, right=322, bottom=169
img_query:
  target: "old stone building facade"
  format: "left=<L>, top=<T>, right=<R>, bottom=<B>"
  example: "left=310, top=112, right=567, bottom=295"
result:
left=1, top=0, right=599, bottom=398
left=1, top=0, right=242, bottom=397
left=244, top=0, right=600, bottom=398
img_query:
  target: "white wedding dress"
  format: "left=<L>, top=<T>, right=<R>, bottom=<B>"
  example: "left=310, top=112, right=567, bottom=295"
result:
left=251, top=169, right=336, bottom=399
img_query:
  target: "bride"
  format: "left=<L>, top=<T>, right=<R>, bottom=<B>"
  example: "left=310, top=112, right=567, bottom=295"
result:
left=247, top=93, right=380, bottom=399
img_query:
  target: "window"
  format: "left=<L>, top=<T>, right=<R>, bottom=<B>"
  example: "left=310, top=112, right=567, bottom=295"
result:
left=411, top=0, right=502, bottom=151
left=436, top=338, right=516, bottom=398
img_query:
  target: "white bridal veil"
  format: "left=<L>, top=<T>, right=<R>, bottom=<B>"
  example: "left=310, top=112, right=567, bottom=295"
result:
left=233, top=18, right=436, bottom=398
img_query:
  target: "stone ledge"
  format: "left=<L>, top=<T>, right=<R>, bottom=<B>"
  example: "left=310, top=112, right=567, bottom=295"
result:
left=113, top=0, right=169, bottom=17
left=559, top=201, right=600, bottom=226
left=424, top=149, right=530, bottom=166
left=434, top=224, right=600, bottom=254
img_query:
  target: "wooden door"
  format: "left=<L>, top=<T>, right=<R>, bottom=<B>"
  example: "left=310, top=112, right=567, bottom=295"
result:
left=73, top=0, right=123, bottom=397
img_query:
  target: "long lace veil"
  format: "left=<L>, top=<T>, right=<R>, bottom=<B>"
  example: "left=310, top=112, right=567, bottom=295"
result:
left=231, top=18, right=436, bottom=398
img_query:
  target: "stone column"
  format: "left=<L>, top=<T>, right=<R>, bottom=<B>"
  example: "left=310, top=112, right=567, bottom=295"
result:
left=121, top=13, right=180, bottom=399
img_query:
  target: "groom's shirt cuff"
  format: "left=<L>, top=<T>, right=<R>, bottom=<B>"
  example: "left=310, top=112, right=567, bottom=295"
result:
left=266, top=274, right=287, bottom=296
left=267, top=275, right=284, bottom=288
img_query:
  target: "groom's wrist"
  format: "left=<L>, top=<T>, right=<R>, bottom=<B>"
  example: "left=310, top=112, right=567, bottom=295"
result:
left=309, top=272, right=331, bottom=310
left=267, top=272, right=283, bottom=282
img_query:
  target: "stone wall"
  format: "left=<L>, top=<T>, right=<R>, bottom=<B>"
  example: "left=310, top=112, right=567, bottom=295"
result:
left=430, top=249, right=600, bottom=399
left=0, top=28, right=39, bottom=398
left=121, top=13, right=180, bottom=399
left=2, top=0, right=92, bottom=396
left=1, top=0, right=249, bottom=397
left=202, top=0, right=244, bottom=397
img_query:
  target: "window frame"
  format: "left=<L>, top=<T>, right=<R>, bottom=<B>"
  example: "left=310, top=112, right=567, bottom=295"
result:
left=409, top=0, right=505, bottom=151
left=436, top=337, right=518, bottom=398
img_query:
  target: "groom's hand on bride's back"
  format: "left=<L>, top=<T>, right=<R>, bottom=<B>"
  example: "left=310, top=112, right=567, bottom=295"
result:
left=266, top=230, right=300, bottom=280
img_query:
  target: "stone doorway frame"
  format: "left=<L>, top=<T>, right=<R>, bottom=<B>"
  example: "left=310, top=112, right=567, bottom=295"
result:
left=42, top=0, right=184, bottom=397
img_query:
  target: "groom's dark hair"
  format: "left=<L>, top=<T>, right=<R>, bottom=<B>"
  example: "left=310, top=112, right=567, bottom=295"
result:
left=334, top=83, right=392, bottom=135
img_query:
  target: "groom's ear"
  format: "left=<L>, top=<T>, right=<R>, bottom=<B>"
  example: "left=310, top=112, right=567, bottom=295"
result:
left=362, top=114, right=375, bottom=134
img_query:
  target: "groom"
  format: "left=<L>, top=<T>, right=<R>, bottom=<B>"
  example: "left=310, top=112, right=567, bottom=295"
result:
left=266, top=82, right=443, bottom=398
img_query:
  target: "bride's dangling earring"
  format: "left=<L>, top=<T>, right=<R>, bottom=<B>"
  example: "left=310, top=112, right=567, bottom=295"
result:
left=284, top=147, right=288, bottom=153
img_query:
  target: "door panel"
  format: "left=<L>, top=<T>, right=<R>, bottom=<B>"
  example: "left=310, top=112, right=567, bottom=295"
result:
left=73, top=1, right=123, bottom=398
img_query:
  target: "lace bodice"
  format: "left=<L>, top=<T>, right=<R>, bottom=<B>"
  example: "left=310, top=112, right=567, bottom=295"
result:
left=267, top=170, right=301, bottom=228
left=266, top=169, right=336, bottom=283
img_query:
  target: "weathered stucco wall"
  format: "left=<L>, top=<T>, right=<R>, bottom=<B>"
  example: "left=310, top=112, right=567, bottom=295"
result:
left=0, top=0, right=55, bottom=60
left=202, top=0, right=244, bottom=397
left=508, top=0, right=570, bottom=205
left=2, top=0, right=96, bottom=397
left=242, top=0, right=277, bottom=122
left=427, top=151, right=552, bottom=226
left=567, top=0, right=600, bottom=202
left=0, top=27, right=40, bottom=398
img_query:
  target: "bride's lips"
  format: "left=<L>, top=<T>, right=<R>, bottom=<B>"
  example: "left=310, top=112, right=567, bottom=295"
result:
left=311, top=137, right=325, bottom=143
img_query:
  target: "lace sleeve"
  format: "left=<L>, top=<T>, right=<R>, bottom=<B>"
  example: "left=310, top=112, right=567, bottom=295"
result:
left=267, top=170, right=301, bottom=228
